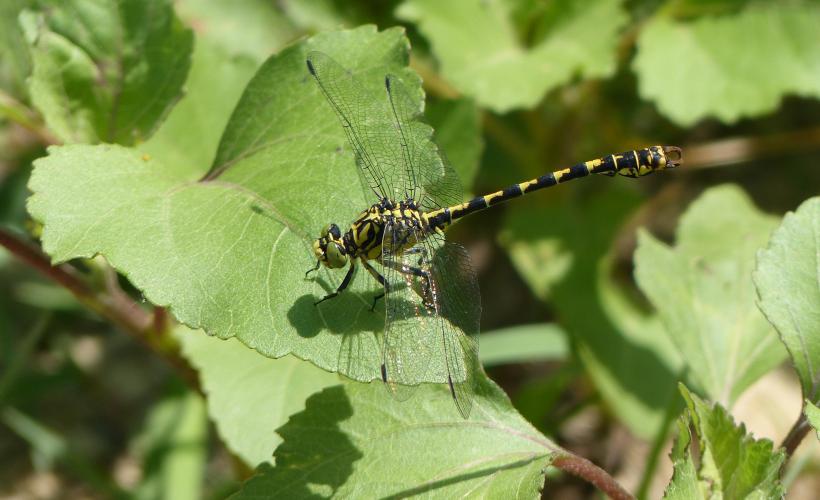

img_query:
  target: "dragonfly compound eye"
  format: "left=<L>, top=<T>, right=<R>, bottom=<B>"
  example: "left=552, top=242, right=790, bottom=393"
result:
left=325, top=242, right=348, bottom=268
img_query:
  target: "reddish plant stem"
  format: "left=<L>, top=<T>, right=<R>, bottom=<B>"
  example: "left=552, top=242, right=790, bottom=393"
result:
left=0, top=228, right=201, bottom=391
left=0, top=229, right=92, bottom=299
left=781, top=411, right=811, bottom=458
left=552, top=454, right=634, bottom=500
left=0, top=228, right=152, bottom=335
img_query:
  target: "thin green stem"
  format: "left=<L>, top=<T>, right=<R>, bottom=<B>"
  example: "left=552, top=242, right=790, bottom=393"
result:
left=0, top=90, right=58, bottom=145
left=635, top=382, right=684, bottom=499
left=0, top=314, right=51, bottom=404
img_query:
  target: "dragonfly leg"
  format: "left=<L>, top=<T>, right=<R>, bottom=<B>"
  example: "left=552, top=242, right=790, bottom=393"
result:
left=403, top=246, right=428, bottom=266
left=381, top=258, right=435, bottom=311
left=361, top=259, right=387, bottom=311
left=314, top=262, right=356, bottom=305
left=304, top=259, right=321, bottom=278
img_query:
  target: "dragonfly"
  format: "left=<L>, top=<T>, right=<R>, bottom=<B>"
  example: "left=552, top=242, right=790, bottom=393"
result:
left=305, top=51, right=682, bottom=418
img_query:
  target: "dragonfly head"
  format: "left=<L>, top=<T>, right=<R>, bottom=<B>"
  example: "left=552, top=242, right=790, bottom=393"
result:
left=313, top=223, right=348, bottom=269
left=617, top=146, right=683, bottom=177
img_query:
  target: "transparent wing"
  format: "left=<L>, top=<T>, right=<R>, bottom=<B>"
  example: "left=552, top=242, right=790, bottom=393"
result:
left=338, top=330, right=381, bottom=383
left=382, top=224, right=481, bottom=418
left=383, top=74, right=466, bottom=210
left=381, top=222, right=435, bottom=402
left=307, top=51, right=404, bottom=201
left=425, top=232, right=481, bottom=418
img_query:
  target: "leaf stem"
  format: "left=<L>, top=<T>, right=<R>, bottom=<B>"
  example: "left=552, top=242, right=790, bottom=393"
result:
left=780, top=408, right=811, bottom=459
left=0, top=227, right=200, bottom=391
left=552, top=453, right=634, bottom=500
left=0, top=228, right=95, bottom=301
left=681, top=126, right=820, bottom=170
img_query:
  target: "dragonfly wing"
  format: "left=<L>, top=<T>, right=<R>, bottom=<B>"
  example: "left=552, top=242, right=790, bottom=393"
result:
left=338, top=330, right=381, bottom=383
left=382, top=224, right=481, bottom=417
left=425, top=232, right=481, bottom=418
left=307, top=51, right=405, bottom=201
left=381, top=221, right=436, bottom=402
left=384, top=74, right=465, bottom=210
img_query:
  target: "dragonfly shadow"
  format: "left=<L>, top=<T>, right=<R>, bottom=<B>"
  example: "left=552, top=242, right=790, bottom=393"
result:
left=238, top=385, right=363, bottom=498
left=287, top=290, right=384, bottom=340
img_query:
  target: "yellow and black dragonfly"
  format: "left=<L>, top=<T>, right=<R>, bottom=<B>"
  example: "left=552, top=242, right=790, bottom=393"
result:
left=305, top=51, right=681, bottom=418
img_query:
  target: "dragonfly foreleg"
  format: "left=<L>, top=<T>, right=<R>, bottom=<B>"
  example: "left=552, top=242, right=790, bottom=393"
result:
left=304, top=259, right=321, bottom=278
left=314, top=261, right=356, bottom=306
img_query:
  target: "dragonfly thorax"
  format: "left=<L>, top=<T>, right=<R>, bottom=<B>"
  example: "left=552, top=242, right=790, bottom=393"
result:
left=314, top=198, right=431, bottom=269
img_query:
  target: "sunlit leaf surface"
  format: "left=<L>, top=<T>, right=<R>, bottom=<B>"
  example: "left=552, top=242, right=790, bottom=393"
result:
left=753, top=197, right=820, bottom=399
left=634, top=3, right=820, bottom=125
left=233, top=374, right=557, bottom=499
left=398, top=0, right=627, bottom=112
left=663, top=385, right=784, bottom=499
left=20, top=0, right=193, bottom=144
left=635, top=185, right=786, bottom=405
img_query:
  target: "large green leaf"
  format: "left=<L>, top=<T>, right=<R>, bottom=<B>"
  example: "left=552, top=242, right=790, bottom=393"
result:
left=20, top=0, right=193, bottom=144
left=28, top=27, right=479, bottom=384
left=634, top=2, right=820, bottom=126
left=397, top=0, right=627, bottom=112
left=0, top=0, right=32, bottom=98
left=178, top=328, right=338, bottom=467
left=501, top=185, right=681, bottom=440
left=663, top=385, right=784, bottom=499
left=753, top=197, right=820, bottom=400
left=233, top=374, right=556, bottom=498
left=635, top=185, right=785, bottom=406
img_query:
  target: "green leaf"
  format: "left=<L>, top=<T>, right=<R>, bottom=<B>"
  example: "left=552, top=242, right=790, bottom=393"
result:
left=132, top=388, right=208, bottom=500
left=27, top=27, right=461, bottom=383
left=425, top=98, right=483, bottom=193
left=635, top=185, right=785, bottom=405
left=174, top=0, right=297, bottom=62
left=280, top=0, right=369, bottom=33
left=501, top=185, right=682, bottom=440
left=634, top=3, right=820, bottom=126
left=480, top=323, right=568, bottom=367
left=663, top=385, right=784, bottom=499
left=21, top=0, right=193, bottom=144
left=177, top=328, right=338, bottom=467
left=753, top=196, right=820, bottom=400
left=141, top=40, right=257, bottom=179
left=806, top=400, right=820, bottom=442
left=233, top=374, right=556, bottom=498
left=397, top=0, right=627, bottom=112
left=0, top=0, right=33, bottom=98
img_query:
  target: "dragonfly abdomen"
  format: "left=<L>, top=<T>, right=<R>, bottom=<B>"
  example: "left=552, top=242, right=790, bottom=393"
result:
left=425, top=146, right=681, bottom=228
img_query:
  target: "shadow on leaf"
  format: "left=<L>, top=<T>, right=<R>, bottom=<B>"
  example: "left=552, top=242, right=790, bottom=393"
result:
left=235, top=385, right=360, bottom=499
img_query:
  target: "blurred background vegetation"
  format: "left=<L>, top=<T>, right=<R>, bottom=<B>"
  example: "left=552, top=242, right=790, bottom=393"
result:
left=1, top=0, right=819, bottom=498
